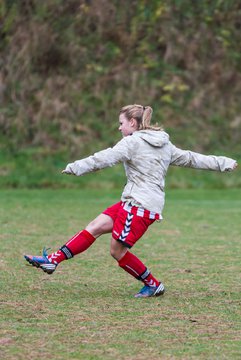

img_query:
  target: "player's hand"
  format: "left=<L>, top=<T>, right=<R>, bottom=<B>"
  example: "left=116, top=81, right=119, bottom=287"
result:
left=62, top=163, right=75, bottom=175
left=62, top=170, right=73, bottom=175
left=233, top=162, right=238, bottom=170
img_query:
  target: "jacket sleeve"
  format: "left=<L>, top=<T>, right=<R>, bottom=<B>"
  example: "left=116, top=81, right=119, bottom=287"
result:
left=170, top=143, right=237, bottom=172
left=63, top=137, right=132, bottom=176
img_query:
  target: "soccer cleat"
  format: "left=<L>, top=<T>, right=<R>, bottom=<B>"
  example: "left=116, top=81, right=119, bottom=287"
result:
left=24, top=248, right=57, bottom=275
left=134, top=282, right=165, bottom=298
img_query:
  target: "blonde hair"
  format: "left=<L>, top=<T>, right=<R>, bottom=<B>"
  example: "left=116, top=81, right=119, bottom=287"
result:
left=119, top=104, right=162, bottom=131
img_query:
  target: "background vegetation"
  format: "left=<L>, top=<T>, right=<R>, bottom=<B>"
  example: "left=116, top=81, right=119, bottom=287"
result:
left=0, top=0, right=240, bottom=188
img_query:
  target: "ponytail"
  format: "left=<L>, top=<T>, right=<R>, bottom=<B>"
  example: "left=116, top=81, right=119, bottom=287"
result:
left=120, top=104, right=162, bottom=131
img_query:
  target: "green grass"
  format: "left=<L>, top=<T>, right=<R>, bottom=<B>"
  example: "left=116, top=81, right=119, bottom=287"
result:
left=0, top=189, right=241, bottom=359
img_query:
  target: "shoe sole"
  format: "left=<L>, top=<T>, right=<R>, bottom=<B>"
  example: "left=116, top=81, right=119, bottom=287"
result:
left=40, top=263, right=56, bottom=274
left=24, top=256, right=55, bottom=275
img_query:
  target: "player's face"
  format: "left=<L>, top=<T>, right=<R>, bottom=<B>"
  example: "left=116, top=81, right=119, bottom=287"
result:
left=118, top=114, right=138, bottom=137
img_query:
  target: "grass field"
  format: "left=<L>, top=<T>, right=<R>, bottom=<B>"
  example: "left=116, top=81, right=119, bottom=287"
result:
left=0, top=188, right=241, bottom=359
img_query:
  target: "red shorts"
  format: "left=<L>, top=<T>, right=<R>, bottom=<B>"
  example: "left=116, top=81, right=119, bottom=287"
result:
left=103, top=202, right=156, bottom=248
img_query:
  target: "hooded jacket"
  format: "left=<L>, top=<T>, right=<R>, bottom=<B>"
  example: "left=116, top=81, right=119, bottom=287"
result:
left=64, top=131, right=236, bottom=215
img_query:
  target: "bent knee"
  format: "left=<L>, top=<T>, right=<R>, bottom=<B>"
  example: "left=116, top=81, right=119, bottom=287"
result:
left=86, top=214, right=113, bottom=238
left=110, top=240, right=127, bottom=261
left=110, top=246, right=117, bottom=259
left=86, top=220, right=105, bottom=237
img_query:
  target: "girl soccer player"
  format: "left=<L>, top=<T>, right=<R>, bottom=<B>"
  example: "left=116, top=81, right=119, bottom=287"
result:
left=24, top=104, right=238, bottom=298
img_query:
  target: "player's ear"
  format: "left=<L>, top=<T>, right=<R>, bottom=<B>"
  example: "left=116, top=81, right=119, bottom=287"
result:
left=130, top=118, right=137, bottom=128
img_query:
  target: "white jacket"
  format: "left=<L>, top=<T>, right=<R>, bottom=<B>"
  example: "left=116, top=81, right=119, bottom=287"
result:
left=64, top=131, right=237, bottom=215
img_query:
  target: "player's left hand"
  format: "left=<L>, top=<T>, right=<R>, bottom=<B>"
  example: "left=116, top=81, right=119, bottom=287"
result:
left=62, top=163, right=74, bottom=175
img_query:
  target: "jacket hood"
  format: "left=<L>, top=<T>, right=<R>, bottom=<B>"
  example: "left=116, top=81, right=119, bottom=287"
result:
left=134, top=130, right=169, bottom=147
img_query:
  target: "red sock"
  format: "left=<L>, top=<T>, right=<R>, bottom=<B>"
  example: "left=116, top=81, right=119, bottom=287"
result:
left=47, top=230, right=96, bottom=265
left=118, top=251, right=160, bottom=287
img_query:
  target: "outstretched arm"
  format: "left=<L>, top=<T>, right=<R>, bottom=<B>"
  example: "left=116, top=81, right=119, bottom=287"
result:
left=170, top=143, right=237, bottom=172
left=62, top=137, right=132, bottom=176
